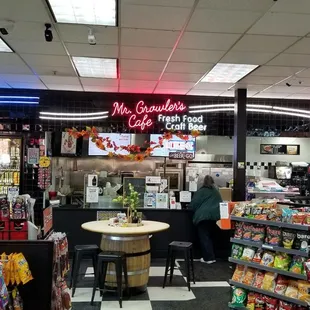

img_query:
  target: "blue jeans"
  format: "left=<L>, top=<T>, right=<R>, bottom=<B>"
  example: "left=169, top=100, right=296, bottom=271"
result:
left=197, top=220, right=215, bottom=261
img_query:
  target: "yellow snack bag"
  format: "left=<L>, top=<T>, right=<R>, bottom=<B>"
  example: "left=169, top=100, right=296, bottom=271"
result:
left=2, top=252, right=10, bottom=286
left=9, top=253, right=15, bottom=285
left=15, top=253, right=33, bottom=284
left=262, top=272, right=276, bottom=291
left=298, top=280, right=310, bottom=302
left=13, top=253, right=21, bottom=285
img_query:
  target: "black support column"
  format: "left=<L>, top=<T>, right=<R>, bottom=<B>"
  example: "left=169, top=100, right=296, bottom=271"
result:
left=233, top=88, right=247, bottom=201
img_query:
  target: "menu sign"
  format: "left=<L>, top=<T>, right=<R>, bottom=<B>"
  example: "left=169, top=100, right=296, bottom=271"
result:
left=169, top=152, right=195, bottom=160
left=260, top=144, right=300, bottom=155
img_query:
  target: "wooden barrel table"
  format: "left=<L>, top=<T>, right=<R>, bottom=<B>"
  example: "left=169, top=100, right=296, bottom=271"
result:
left=81, top=220, right=170, bottom=290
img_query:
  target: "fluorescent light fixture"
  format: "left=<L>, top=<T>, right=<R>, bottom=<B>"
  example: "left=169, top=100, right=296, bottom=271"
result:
left=247, top=108, right=310, bottom=119
left=190, top=108, right=234, bottom=113
left=0, top=38, right=13, bottom=53
left=40, top=111, right=108, bottom=116
left=247, top=104, right=272, bottom=109
left=189, top=104, right=234, bottom=109
left=0, top=101, right=39, bottom=104
left=273, top=106, right=310, bottom=115
left=0, top=96, right=39, bottom=99
left=72, top=57, right=117, bottom=79
left=39, top=115, right=109, bottom=121
left=48, top=0, right=116, bottom=26
left=201, top=63, right=258, bottom=83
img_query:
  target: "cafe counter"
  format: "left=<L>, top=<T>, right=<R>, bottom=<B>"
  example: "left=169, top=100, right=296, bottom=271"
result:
left=53, top=207, right=230, bottom=259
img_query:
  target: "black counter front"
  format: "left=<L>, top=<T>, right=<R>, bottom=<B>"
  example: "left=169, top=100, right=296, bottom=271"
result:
left=53, top=208, right=230, bottom=259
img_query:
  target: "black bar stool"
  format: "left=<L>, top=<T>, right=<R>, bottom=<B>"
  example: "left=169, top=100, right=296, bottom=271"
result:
left=91, top=251, right=129, bottom=308
left=70, top=244, right=99, bottom=297
left=163, top=241, right=195, bottom=291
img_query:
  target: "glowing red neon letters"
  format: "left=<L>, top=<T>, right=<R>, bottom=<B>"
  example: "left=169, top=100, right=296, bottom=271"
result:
left=111, top=99, right=187, bottom=130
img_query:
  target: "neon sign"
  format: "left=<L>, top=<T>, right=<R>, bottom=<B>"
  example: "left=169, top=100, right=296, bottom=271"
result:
left=158, top=114, right=207, bottom=131
left=111, top=99, right=187, bottom=130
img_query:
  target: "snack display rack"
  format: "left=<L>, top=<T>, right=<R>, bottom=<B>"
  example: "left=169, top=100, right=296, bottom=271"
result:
left=229, top=202, right=310, bottom=309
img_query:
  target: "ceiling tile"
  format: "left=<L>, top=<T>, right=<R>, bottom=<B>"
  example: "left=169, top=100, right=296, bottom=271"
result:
left=240, top=76, right=288, bottom=85
left=296, top=69, right=310, bottom=78
left=154, top=88, right=187, bottom=95
left=157, top=81, right=195, bottom=89
left=31, top=66, right=77, bottom=76
left=246, top=85, right=270, bottom=92
left=0, top=54, right=26, bottom=66
left=0, top=74, right=39, bottom=83
left=21, top=54, right=73, bottom=67
left=6, top=40, right=66, bottom=55
left=120, top=70, right=160, bottom=80
left=178, top=32, right=240, bottom=50
left=46, top=84, right=83, bottom=91
left=0, top=81, right=11, bottom=88
left=121, top=59, right=165, bottom=72
left=248, top=12, right=310, bottom=36
left=277, top=78, right=310, bottom=87
left=267, top=54, right=310, bottom=67
left=263, top=85, right=305, bottom=94
left=271, top=0, right=310, bottom=14
left=121, top=29, right=178, bottom=48
left=119, top=87, right=154, bottom=94
left=121, top=46, right=171, bottom=61
left=121, top=0, right=195, bottom=7
left=120, top=80, right=156, bottom=88
left=40, top=76, right=80, bottom=85
left=0, top=65, right=32, bottom=74
left=287, top=93, right=310, bottom=99
left=193, top=82, right=233, bottom=90
left=187, top=89, right=223, bottom=96
left=253, top=92, right=291, bottom=98
left=219, top=90, right=235, bottom=97
left=121, top=4, right=190, bottom=30
left=162, top=72, right=203, bottom=82
left=187, top=9, right=261, bottom=33
left=166, top=62, right=213, bottom=74
left=250, top=65, right=305, bottom=77
left=7, top=82, right=47, bottom=89
left=58, top=24, right=118, bottom=45
left=198, top=0, right=274, bottom=11
left=0, top=0, right=51, bottom=22
left=66, top=43, right=118, bottom=58
left=83, top=86, right=118, bottom=92
left=80, top=78, right=118, bottom=87
left=231, top=35, right=299, bottom=53
left=171, top=49, right=225, bottom=63
left=285, top=38, right=310, bottom=54
left=221, top=51, right=277, bottom=65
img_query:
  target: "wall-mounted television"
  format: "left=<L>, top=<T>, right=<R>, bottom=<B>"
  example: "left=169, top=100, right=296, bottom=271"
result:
left=150, top=134, right=196, bottom=157
left=88, top=133, right=131, bottom=156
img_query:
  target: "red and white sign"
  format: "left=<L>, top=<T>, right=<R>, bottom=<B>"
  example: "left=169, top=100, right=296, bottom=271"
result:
left=43, top=206, right=53, bottom=236
left=111, top=99, right=187, bottom=130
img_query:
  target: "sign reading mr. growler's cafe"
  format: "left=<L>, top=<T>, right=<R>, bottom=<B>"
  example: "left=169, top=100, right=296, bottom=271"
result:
left=111, top=99, right=206, bottom=132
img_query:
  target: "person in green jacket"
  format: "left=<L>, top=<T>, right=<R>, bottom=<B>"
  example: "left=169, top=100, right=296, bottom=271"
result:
left=189, top=175, right=222, bottom=264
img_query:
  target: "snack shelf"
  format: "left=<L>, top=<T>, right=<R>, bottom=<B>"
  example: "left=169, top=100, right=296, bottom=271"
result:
left=231, top=215, right=310, bottom=231
left=230, top=238, right=309, bottom=258
left=229, top=280, right=308, bottom=307
left=229, top=257, right=307, bottom=280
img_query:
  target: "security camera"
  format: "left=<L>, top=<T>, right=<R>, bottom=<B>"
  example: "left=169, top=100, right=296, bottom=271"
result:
left=44, top=23, right=53, bottom=42
left=88, top=28, right=96, bottom=45
left=0, top=20, right=15, bottom=35
left=286, top=82, right=291, bottom=87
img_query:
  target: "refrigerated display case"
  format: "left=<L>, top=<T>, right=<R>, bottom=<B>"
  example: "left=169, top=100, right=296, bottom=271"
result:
left=0, top=137, right=22, bottom=195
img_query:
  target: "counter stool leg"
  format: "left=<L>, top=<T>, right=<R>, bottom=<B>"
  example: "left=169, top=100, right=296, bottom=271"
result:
left=169, top=250, right=176, bottom=284
left=122, top=258, right=130, bottom=297
left=69, top=251, right=76, bottom=289
left=162, top=246, right=171, bottom=288
left=92, top=253, right=97, bottom=277
left=116, top=260, right=123, bottom=308
left=91, top=260, right=101, bottom=305
left=185, top=250, right=191, bottom=291
left=72, top=251, right=82, bottom=297
left=190, top=248, right=195, bottom=284
left=100, top=262, right=108, bottom=297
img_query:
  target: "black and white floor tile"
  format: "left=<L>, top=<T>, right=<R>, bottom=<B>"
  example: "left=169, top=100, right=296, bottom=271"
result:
left=68, top=259, right=231, bottom=310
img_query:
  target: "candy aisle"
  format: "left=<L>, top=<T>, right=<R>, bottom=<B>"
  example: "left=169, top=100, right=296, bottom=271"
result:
left=229, top=201, right=310, bottom=309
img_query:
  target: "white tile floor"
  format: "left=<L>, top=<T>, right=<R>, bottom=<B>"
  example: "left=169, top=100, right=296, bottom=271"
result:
left=100, top=301, right=152, bottom=310
left=147, top=286, right=196, bottom=301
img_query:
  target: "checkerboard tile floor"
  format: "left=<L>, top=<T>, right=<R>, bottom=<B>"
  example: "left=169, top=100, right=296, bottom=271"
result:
left=68, top=259, right=231, bottom=310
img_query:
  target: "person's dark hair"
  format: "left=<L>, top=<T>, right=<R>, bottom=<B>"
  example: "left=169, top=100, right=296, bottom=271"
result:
left=203, top=175, right=215, bottom=188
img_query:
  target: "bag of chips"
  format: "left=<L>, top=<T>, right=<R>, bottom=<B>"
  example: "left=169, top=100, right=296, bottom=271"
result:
left=231, top=244, right=244, bottom=259
left=253, top=270, right=265, bottom=289
left=255, top=294, right=265, bottom=308
left=289, top=256, right=305, bottom=274
left=233, top=222, right=243, bottom=239
left=232, top=203, right=246, bottom=217
left=241, top=247, right=255, bottom=261
left=274, top=275, right=288, bottom=295
left=231, top=287, right=247, bottom=307
left=252, top=249, right=264, bottom=264
left=282, top=229, right=296, bottom=249
left=260, top=252, right=275, bottom=267
left=297, top=280, right=310, bottom=303
left=266, top=226, right=281, bottom=246
left=262, top=272, right=277, bottom=291
left=242, top=267, right=256, bottom=285
left=285, top=280, right=299, bottom=299
left=15, top=253, right=33, bottom=285
left=279, top=300, right=295, bottom=310
left=232, top=265, right=246, bottom=282
left=246, top=292, right=256, bottom=310
left=0, top=263, right=8, bottom=309
left=265, top=296, right=278, bottom=310
left=274, top=253, right=291, bottom=271
left=242, top=224, right=254, bottom=240
left=251, top=225, right=265, bottom=243
left=292, top=213, right=306, bottom=225
left=294, top=232, right=310, bottom=252
left=282, top=208, right=298, bottom=224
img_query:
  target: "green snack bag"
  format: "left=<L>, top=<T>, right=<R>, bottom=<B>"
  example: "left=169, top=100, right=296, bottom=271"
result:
left=231, top=287, right=247, bottom=307
left=231, top=244, right=244, bottom=259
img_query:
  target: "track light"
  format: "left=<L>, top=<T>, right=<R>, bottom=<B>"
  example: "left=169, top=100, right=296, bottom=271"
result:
left=44, top=23, right=53, bottom=42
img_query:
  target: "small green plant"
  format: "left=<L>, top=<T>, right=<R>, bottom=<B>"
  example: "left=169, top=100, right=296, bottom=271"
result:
left=113, top=183, right=139, bottom=212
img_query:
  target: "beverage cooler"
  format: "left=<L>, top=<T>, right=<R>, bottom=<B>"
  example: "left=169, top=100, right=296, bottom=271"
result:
left=0, top=137, right=22, bottom=195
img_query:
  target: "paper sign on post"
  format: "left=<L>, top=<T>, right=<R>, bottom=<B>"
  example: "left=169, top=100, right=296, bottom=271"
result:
left=180, top=191, right=192, bottom=203
left=146, top=176, right=161, bottom=184
left=86, top=187, right=99, bottom=203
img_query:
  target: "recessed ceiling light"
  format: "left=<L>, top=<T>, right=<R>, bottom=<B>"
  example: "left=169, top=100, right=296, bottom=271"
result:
left=47, top=0, right=116, bottom=26
left=72, top=57, right=117, bottom=79
left=201, top=63, right=258, bottom=83
left=0, top=38, right=13, bottom=53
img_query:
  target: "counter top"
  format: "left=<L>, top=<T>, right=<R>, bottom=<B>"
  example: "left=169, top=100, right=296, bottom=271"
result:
left=81, top=220, right=170, bottom=235
left=56, top=206, right=193, bottom=212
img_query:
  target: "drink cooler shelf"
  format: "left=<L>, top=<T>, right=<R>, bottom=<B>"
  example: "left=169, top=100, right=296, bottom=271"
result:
left=229, top=257, right=307, bottom=280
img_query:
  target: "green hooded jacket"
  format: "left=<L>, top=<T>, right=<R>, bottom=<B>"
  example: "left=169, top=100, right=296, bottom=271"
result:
left=189, top=186, right=222, bottom=225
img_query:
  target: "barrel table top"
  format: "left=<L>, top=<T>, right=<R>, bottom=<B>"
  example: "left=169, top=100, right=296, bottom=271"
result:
left=81, top=220, right=170, bottom=236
